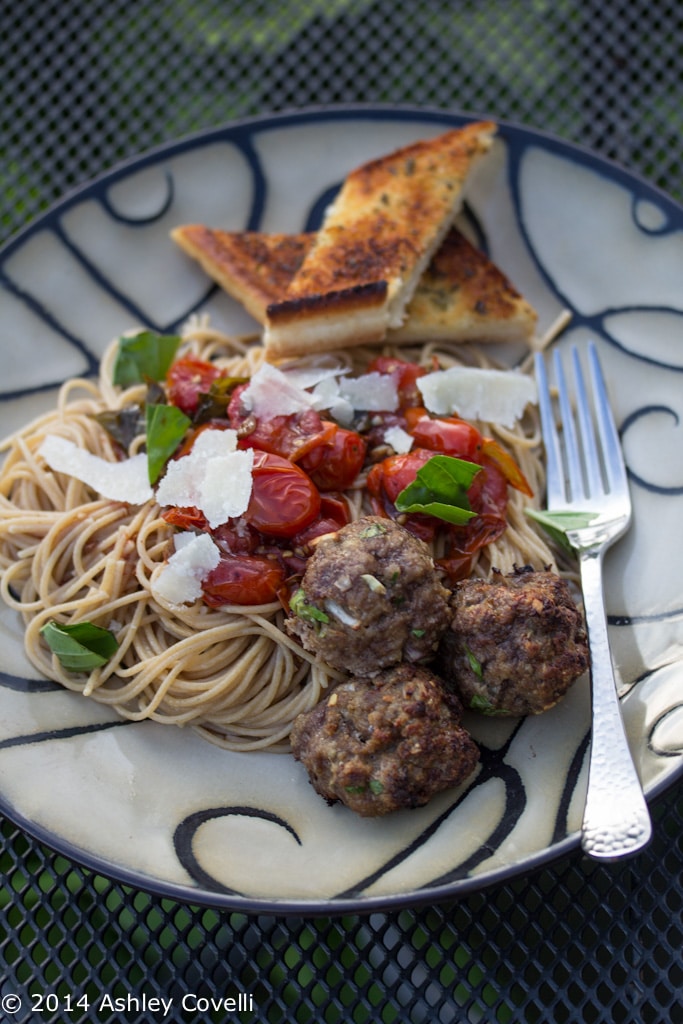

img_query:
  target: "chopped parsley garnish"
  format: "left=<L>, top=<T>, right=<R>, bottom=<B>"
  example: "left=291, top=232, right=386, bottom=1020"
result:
left=289, top=588, right=329, bottom=625
left=469, top=693, right=507, bottom=716
left=41, top=621, right=118, bottom=672
left=395, top=454, right=480, bottom=525
left=113, top=331, right=181, bottom=388
left=463, top=644, right=484, bottom=679
left=359, top=521, right=388, bottom=539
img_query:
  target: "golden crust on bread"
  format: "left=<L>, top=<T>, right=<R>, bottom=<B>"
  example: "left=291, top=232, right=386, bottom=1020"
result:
left=172, top=224, right=536, bottom=347
left=263, top=121, right=497, bottom=356
left=171, top=225, right=311, bottom=322
left=394, top=229, right=537, bottom=344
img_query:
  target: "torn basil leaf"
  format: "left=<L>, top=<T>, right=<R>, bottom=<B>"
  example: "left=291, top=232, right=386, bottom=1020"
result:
left=145, top=403, right=191, bottom=485
left=395, top=454, right=480, bottom=525
left=94, top=404, right=146, bottom=451
left=525, top=508, right=599, bottom=553
left=113, top=331, right=181, bottom=388
left=41, top=621, right=118, bottom=672
left=193, top=375, right=249, bottom=424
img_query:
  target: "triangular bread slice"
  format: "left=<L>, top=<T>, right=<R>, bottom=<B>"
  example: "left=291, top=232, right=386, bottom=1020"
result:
left=172, top=224, right=537, bottom=347
left=171, top=226, right=309, bottom=324
left=262, top=121, right=497, bottom=357
left=392, top=227, right=537, bottom=344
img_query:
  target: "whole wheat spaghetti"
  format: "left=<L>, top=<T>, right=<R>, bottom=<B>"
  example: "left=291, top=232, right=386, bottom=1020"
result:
left=0, top=323, right=561, bottom=751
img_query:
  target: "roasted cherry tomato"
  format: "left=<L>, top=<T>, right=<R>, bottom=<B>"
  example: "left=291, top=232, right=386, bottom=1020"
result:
left=228, top=384, right=335, bottom=462
left=367, top=356, right=428, bottom=409
left=438, top=514, right=508, bottom=584
left=298, top=423, right=367, bottom=490
left=366, top=449, right=439, bottom=542
left=201, top=554, right=286, bottom=606
left=161, top=505, right=208, bottom=530
left=245, top=451, right=321, bottom=538
left=410, top=415, right=483, bottom=461
left=468, top=457, right=509, bottom=518
left=166, top=357, right=224, bottom=416
left=290, top=494, right=351, bottom=550
left=480, top=437, right=533, bottom=496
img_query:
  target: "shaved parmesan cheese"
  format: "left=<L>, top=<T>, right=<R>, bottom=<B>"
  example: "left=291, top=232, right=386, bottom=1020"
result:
left=280, top=362, right=347, bottom=391
left=155, top=428, right=254, bottom=529
left=311, top=376, right=354, bottom=426
left=384, top=424, right=413, bottom=454
left=338, top=372, right=399, bottom=413
left=152, top=532, right=220, bottom=606
left=241, top=362, right=316, bottom=418
left=417, top=366, right=536, bottom=427
left=38, top=435, right=153, bottom=505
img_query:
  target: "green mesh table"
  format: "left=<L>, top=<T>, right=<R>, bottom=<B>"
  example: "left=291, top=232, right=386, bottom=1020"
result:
left=1, top=2, right=682, bottom=1022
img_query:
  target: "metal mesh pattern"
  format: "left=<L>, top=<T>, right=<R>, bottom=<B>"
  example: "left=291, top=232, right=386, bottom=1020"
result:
left=1, top=2, right=682, bottom=1021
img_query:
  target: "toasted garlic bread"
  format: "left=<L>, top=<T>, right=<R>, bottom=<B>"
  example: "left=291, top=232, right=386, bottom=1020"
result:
left=263, top=121, right=497, bottom=357
left=172, top=225, right=536, bottom=346
left=171, top=226, right=310, bottom=323
left=393, top=228, right=537, bottom=344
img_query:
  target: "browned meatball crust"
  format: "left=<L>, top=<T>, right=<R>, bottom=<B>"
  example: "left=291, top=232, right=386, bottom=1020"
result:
left=438, top=565, right=589, bottom=716
left=285, top=516, right=451, bottom=676
left=290, top=663, right=480, bottom=816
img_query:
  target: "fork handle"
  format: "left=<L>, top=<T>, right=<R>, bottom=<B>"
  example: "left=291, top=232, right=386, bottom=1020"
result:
left=578, top=547, right=652, bottom=859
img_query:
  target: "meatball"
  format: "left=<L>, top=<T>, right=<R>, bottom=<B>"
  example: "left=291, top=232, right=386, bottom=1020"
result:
left=290, top=663, right=480, bottom=816
left=437, top=565, right=589, bottom=716
left=285, top=516, right=450, bottom=676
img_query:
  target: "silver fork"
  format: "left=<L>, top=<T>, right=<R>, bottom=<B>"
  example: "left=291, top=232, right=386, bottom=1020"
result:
left=535, top=341, right=652, bottom=859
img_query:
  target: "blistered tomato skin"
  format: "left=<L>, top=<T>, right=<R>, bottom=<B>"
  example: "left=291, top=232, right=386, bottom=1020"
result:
left=201, top=554, right=286, bottom=606
left=228, top=384, right=335, bottom=462
left=245, top=451, right=321, bottom=538
left=298, top=424, right=367, bottom=491
left=367, top=355, right=428, bottom=409
left=166, top=357, right=223, bottom=416
left=410, top=416, right=482, bottom=461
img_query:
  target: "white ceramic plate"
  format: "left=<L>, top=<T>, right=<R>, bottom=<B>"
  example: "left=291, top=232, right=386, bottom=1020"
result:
left=1, top=106, right=682, bottom=913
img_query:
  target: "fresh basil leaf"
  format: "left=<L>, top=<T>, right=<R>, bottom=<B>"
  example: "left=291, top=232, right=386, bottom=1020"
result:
left=94, top=404, right=146, bottom=451
left=145, top=403, right=191, bottom=485
left=113, top=331, right=181, bottom=388
left=193, top=375, right=249, bottom=425
left=525, top=508, right=599, bottom=553
left=395, top=454, right=480, bottom=525
left=41, top=621, right=118, bottom=672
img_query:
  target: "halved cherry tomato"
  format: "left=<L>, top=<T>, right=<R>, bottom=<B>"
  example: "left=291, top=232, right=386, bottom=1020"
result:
left=367, top=356, right=428, bottom=409
left=228, top=384, right=335, bottom=462
left=202, top=554, right=286, bottom=606
left=245, top=451, right=321, bottom=538
left=166, top=357, right=224, bottom=416
left=410, top=415, right=483, bottom=461
left=298, top=423, right=366, bottom=490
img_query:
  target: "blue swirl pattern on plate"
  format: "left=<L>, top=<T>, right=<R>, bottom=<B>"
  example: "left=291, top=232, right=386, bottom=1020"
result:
left=0, top=107, right=682, bottom=913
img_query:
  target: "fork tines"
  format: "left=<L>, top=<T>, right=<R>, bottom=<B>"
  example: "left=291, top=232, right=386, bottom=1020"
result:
left=535, top=341, right=626, bottom=508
